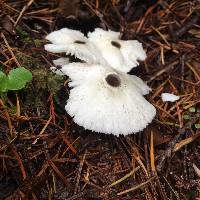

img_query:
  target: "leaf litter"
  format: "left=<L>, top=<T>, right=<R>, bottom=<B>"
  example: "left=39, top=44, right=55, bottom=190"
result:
left=0, top=0, right=200, bottom=199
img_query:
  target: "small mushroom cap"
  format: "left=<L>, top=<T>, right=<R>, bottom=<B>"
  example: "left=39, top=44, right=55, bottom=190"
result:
left=45, top=28, right=101, bottom=64
left=161, top=93, right=180, bottom=102
left=88, top=28, right=120, bottom=40
left=45, top=28, right=86, bottom=44
left=88, top=28, right=147, bottom=72
left=53, top=57, right=69, bottom=66
left=63, top=63, right=156, bottom=135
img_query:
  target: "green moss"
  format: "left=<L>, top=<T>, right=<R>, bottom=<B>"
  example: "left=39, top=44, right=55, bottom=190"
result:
left=15, top=54, right=66, bottom=115
left=15, top=27, right=29, bottom=38
left=34, top=39, right=43, bottom=47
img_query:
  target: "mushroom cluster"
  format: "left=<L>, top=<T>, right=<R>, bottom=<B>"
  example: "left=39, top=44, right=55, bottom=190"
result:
left=45, top=28, right=156, bottom=136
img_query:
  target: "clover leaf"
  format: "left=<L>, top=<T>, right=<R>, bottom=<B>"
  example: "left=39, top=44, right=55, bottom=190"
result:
left=0, top=71, right=8, bottom=92
left=7, top=67, right=32, bottom=90
left=0, top=67, right=32, bottom=93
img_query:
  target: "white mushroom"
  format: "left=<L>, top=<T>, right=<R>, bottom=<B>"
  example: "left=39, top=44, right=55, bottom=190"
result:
left=50, top=57, right=70, bottom=75
left=161, top=93, right=180, bottom=102
left=45, top=28, right=147, bottom=73
left=88, top=28, right=147, bottom=72
left=44, top=28, right=103, bottom=64
left=60, top=63, right=156, bottom=136
left=53, top=57, right=70, bottom=66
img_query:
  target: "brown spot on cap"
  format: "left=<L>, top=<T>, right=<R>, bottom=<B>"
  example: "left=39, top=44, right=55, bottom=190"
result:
left=105, top=74, right=121, bottom=87
left=111, top=41, right=121, bottom=49
left=74, top=40, right=86, bottom=44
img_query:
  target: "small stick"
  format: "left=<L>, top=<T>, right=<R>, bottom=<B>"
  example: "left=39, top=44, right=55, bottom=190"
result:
left=109, top=166, right=140, bottom=187
left=32, top=116, right=52, bottom=144
left=147, top=60, right=179, bottom=83
left=186, top=62, right=200, bottom=82
left=157, top=113, right=200, bottom=171
left=74, top=150, right=87, bottom=194
left=173, top=12, right=200, bottom=38
left=150, top=131, right=156, bottom=172
left=14, top=0, right=35, bottom=27
left=117, top=176, right=156, bottom=195
left=1, top=32, right=21, bottom=67
left=173, top=131, right=200, bottom=152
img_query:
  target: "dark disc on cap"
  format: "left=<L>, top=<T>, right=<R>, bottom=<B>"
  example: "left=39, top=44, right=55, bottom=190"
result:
left=74, top=40, right=86, bottom=44
left=105, top=74, right=121, bottom=87
left=111, top=41, right=121, bottom=49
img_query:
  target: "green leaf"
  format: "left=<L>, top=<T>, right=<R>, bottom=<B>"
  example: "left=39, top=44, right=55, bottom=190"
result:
left=194, top=124, right=200, bottom=129
left=0, top=71, right=8, bottom=92
left=7, top=67, right=32, bottom=90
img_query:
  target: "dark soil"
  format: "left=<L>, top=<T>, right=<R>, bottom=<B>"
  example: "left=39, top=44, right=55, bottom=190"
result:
left=0, top=0, right=200, bottom=199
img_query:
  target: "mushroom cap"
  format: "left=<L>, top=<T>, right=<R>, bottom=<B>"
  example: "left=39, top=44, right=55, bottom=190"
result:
left=53, top=57, right=69, bottom=66
left=45, top=28, right=86, bottom=44
left=45, top=28, right=147, bottom=73
left=161, top=93, right=180, bottom=102
left=88, top=28, right=120, bottom=41
left=63, top=63, right=156, bottom=135
left=88, top=28, right=147, bottom=73
left=45, top=28, right=101, bottom=64
left=129, top=75, right=151, bottom=95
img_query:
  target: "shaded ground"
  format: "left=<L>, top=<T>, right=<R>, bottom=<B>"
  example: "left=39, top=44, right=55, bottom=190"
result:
left=0, top=0, right=200, bottom=199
